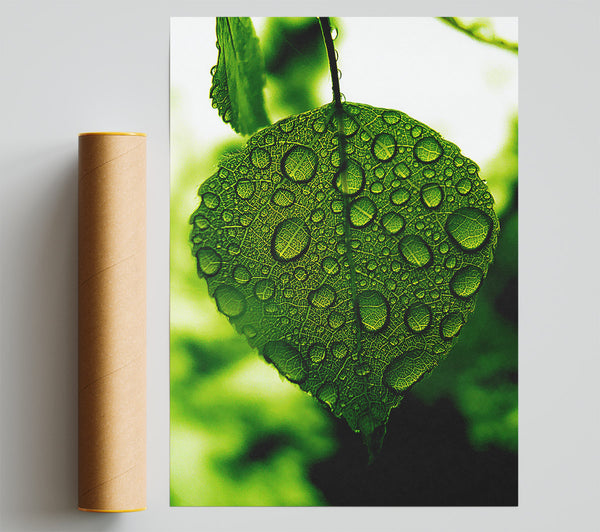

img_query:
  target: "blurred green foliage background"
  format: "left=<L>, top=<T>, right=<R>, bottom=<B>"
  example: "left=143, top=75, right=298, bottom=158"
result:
left=171, top=17, right=517, bottom=506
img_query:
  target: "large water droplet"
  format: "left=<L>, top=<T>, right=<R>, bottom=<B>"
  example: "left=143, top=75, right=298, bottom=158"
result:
left=250, top=147, right=271, bottom=169
left=311, top=208, right=325, bottom=223
left=450, top=265, right=483, bottom=299
left=399, top=235, right=432, bottom=268
left=456, top=178, right=472, bottom=195
left=316, top=382, right=338, bottom=409
left=414, top=137, right=443, bottom=163
left=281, top=145, right=318, bottom=183
left=308, top=284, right=336, bottom=308
left=393, top=162, right=411, bottom=179
left=328, top=311, right=346, bottom=330
left=404, top=302, right=432, bottom=333
left=312, top=115, right=327, bottom=133
left=202, top=192, right=220, bottom=209
left=309, top=343, right=326, bottom=363
left=192, top=214, right=210, bottom=230
left=196, top=247, right=222, bottom=277
left=331, top=341, right=348, bottom=359
left=381, top=212, right=405, bottom=235
left=444, top=256, right=456, bottom=269
left=235, top=179, right=255, bottom=200
left=383, top=349, right=435, bottom=393
left=349, top=197, right=377, bottom=228
left=334, top=159, right=365, bottom=196
left=321, top=256, right=340, bottom=276
left=382, top=111, right=401, bottom=125
left=263, top=340, right=308, bottom=384
left=214, top=284, right=247, bottom=318
left=357, top=290, right=390, bottom=332
left=279, top=119, right=295, bottom=133
left=232, top=265, right=251, bottom=284
left=390, top=187, right=410, bottom=206
left=420, top=183, right=444, bottom=208
left=271, top=188, right=295, bottom=207
left=271, top=218, right=311, bottom=262
left=254, top=279, right=275, bottom=301
left=440, top=312, right=464, bottom=339
left=340, top=113, right=359, bottom=136
left=445, top=207, right=493, bottom=251
left=294, top=267, right=308, bottom=281
left=372, top=132, right=397, bottom=161
left=370, top=181, right=384, bottom=194
left=411, top=125, right=422, bottom=138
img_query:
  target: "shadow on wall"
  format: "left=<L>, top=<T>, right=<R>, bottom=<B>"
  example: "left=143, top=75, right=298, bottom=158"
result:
left=0, top=147, right=117, bottom=529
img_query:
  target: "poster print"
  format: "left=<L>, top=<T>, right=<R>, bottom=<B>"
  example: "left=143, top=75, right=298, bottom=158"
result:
left=170, top=17, right=518, bottom=506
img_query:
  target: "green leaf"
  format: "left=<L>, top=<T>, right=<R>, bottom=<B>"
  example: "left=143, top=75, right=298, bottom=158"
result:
left=190, top=102, right=499, bottom=453
left=210, top=17, right=270, bottom=135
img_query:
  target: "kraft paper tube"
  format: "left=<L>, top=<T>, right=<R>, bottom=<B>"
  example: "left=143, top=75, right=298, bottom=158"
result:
left=78, top=132, right=146, bottom=512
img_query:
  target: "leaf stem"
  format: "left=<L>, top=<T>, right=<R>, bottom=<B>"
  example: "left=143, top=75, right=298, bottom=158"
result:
left=318, top=17, right=343, bottom=111
left=319, top=18, right=364, bottom=359
left=437, top=17, right=518, bottom=54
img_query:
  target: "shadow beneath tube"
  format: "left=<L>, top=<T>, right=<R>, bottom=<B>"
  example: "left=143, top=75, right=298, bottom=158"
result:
left=0, top=149, right=120, bottom=530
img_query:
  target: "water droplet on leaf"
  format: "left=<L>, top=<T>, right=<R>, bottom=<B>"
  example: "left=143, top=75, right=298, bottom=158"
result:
left=440, top=312, right=464, bottom=339
left=317, top=382, right=338, bottom=409
left=263, top=340, right=308, bottom=384
left=445, top=207, right=493, bottom=251
left=349, top=197, right=377, bottom=228
left=232, top=265, right=251, bottom=284
left=196, top=248, right=222, bottom=277
left=202, top=192, right=220, bottom=209
left=250, top=147, right=271, bottom=168
left=370, top=181, right=384, bottom=194
left=390, top=187, right=410, bottom=206
left=321, top=256, right=340, bottom=275
left=308, top=284, right=336, bottom=308
left=404, top=302, right=432, bottom=333
left=383, top=349, right=435, bottom=393
left=334, top=159, right=365, bottom=196
left=271, top=188, right=295, bottom=207
left=271, top=218, right=311, bottom=262
left=372, top=132, right=397, bottom=161
left=328, top=311, right=346, bottom=330
left=282, top=145, right=318, bottom=183
left=414, top=137, right=443, bottom=163
left=331, top=341, right=348, bottom=359
left=399, top=235, right=432, bottom=268
left=420, top=183, right=444, bottom=208
left=309, top=343, right=327, bottom=362
left=214, top=284, right=247, bottom=318
left=254, top=279, right=275, bottom=301
left=310, top=208, right=325, bottom=223
left=357, top=290, right=390, bottom=332
left=381, top=212, right=405, bottom=235
left=450, top=265, right=483, bottom=298
left=235, top=179, right=255, bottom=200
left=393, top=162, right=411, bottom=179
left=456, top=178, right=472, bottom=195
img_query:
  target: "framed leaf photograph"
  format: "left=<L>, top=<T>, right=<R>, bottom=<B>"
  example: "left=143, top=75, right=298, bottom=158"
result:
left=170, top=17, right=518, bottom=506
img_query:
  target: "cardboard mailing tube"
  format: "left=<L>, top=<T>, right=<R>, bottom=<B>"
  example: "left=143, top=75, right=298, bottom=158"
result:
left=78, top=132, right=146, bottom=512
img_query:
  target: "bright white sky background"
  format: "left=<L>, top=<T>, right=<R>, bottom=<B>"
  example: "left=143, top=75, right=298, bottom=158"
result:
left=171, top=17, right=517, bottom=171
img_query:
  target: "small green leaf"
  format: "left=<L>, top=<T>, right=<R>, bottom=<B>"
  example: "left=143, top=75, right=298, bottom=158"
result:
left=190, top=102, right=499, bottom=452
left=210, top=17, right=270, bottom=135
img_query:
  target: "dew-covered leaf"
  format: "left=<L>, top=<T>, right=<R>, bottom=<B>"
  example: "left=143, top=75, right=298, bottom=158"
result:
left=190, top=102, right=499, bottom=452
left=210, top=17, right=270, bottom=135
